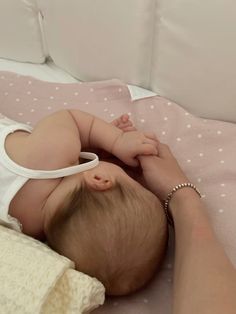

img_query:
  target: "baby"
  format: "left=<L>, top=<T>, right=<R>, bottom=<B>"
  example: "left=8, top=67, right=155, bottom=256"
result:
left=0, top=110, right=168, bottom=295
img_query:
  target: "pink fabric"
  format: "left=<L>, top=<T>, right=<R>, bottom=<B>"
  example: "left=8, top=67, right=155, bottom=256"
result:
left=1, top=71, right=236, bottom=314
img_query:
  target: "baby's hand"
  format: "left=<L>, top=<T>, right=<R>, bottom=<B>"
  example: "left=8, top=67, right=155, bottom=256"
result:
left=111, top=114, right=136, bottom=132
left=112, top=131, right=158, bottom=166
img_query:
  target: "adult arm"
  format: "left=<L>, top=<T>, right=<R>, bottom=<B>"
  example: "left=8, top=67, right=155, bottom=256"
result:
left=138, top=144, right=236, bottom=314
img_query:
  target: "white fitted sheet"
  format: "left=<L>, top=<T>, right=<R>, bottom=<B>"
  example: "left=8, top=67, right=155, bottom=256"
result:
left=0, top=58, right=157, bottom=100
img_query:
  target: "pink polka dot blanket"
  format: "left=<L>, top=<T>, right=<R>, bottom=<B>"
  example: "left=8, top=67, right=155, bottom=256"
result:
left=0, top=71, right=236, bottom=314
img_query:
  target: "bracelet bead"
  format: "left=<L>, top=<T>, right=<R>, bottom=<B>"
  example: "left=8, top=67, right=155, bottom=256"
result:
left=164, top=183, right=201, bottom=226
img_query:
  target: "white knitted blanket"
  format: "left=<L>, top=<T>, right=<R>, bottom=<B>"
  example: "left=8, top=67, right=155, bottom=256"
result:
left=0, top=225, right=105, bottom=314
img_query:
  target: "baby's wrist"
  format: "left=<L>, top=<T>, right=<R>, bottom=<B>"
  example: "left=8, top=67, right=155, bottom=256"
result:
left=111, top=130, right=123, bottom=156
left=88, top=116, right=123, bottom=153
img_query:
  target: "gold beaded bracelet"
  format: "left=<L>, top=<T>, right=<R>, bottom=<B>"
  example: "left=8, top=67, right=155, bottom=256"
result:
left=164, top=183, right=202, bottom=226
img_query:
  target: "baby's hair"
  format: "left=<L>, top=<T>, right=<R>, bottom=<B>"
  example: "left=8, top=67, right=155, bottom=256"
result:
left=46, top=180, right=168, bottom=295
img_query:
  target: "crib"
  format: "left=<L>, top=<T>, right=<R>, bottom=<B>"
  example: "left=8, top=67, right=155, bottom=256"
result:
left=0, top=1, right=236, bottom=313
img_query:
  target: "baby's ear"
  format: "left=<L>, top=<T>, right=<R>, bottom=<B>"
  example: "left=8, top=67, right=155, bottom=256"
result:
left=84, top=171, right=113, bottom=191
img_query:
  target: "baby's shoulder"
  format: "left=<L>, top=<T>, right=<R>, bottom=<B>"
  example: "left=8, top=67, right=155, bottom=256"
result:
left=10, top=110, right=81, bottom=170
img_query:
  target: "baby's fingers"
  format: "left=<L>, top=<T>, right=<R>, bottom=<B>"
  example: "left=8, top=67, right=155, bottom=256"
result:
left=143, top=137, right=159, bottom=153
left=144, top=132, right=159, bottom=142
left=122, top=125, right=137, bottom=132
left=140, top=143, right=158, bottom=156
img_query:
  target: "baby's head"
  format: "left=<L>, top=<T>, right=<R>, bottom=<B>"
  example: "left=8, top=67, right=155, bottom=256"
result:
left=45, top=162, right=168, bottom=296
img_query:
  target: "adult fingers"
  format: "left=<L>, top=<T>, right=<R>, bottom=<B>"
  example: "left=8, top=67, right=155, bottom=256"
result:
left=156, top=142, right=174, bottom=159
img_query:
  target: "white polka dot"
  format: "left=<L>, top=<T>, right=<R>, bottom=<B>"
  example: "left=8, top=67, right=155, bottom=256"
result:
left=218, top=148, right=223, bottom=152
left=199, top=153, right=204, bottom=157
left=187, top=159, right=191, bottom=163
left=74, top=92, right=79, bottom=96
left=4, top=92, right=8, bottom=96
left=9, top=83, right=14, bottom=87
left=16, top=98, right=20, bottom=102
left=103, top=108, right=108, bottom=112
left=221, top=194, right=226, bottom=197
left=104, top=97, right=108, bottom=101
left=217, top=130, right=222, bottom=135
left=185, top=112, right=190, bottom=116
left=85, top=101, right=89, bottom=105
left=197, top=178, right=202, bottom=183
left=47, top=106, right=52, bottom=110
left=26, top=121, right=31, bottom=125
left=197, top=134, right=202, bottom=138
left=50, top=96, right=54, bottom=100
left=118, top=88, right=122, bottom=92
left=176, top=137, right=182, bottom=142
left=187, top=124, right=191, bottom=128
left=110, top=113, right=115, bottom=117
left=143, top=298, right=149, bottom=303
left=63, top=102, right=68, bottom=106
left=219, top=209, right=224, bottom=213
left=27, top=91, right=31, bottom=95
left=18, top=112, right=23, bottom=116
left=0, top=75, right=5, bottom=79
left=201, top=194, right=206, bottom=198
left=28, top=81, right=32, bottom=85
left=167, top=102, right=172, bottom=106
left=30, top=109, right=35, bottom=112
left=55, top=86, right=60, bottom=90
left=127, top=112, right=132, bottom=116
left=164, top=117, right=168, bottom=121
left=220, top=183, right=225, bottom=187
left=140, top=119, right=145, bottom=123
left=203, top=119, right=208, bottom=123
left=33, top=98, right=38, bottom=101
left=162, top=131, right=166, bottom=135
left=150, top=105, right=155, bottom=109
left=220, top=160, right=225, bottom=164
left=90, top=88, right=94, bottom=92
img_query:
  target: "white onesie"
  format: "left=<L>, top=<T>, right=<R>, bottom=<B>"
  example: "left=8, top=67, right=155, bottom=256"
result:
left=0, top=116, right=99, bottom=232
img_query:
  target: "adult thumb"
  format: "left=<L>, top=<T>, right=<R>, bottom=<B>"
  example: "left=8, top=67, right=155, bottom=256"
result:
left=156, top=142, right=173, bottom=159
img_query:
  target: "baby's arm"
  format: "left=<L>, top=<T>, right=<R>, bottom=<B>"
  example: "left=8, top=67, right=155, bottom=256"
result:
left=69, top=109, right=158, bottom=166
left=68, top=109, right=122, bottom=153
left=25, top=110, right=157, bottom=169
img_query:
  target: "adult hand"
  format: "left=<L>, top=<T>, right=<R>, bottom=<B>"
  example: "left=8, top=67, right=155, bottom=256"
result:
left=138, top=142, right=188, bottom=201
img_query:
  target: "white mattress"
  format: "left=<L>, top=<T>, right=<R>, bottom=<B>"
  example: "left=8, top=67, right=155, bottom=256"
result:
left=0, top=58, right=157, bottom=101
